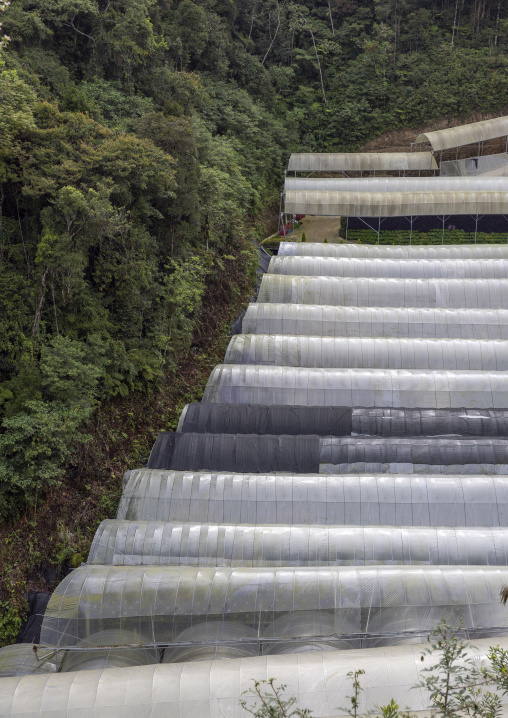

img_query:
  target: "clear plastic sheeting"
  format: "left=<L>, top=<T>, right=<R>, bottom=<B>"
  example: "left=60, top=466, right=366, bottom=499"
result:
left=288, top=151, right=438, bottom=172
left=60, top=631, right=159, bottom=672
left=116, top=470, right=508, bottom=528
left=163, top=622, right=259, bottom=663
left=440, top=153, right=508, bottom=177
left=257, top=275, right=508, bottom=309
left=203, top=365, right=508, bottom=408
left=415, top=116, right=508, bottom=151
left=285, top=189, right=508, bottom=217
left=88, top=520, right=508, bottom=568
left=39, top=564, right=508, bottom=648
left=177, top=403, right=352, bottom=436
left=147, top=431, right=320, bottom=472
left=279, top=241, right=508, bottom=259
left=225, top=335, right=508, bottom=370
left=0, top=645, right=63, bottom=678
left=3, top=640, right=508, bottom=718
left=241, top=304, right=508, bottom=340
left=285, top=176, right=508, bottom=192
left=268, top=256, right=508, bottom=280
left=352, top=408, right=508, bottom=437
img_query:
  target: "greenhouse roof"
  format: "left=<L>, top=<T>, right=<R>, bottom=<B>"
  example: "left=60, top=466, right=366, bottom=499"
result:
left=285, top=189, right=508, bottom=216
left=287, top=152, right=437, bottom=172
left=415, top=116, right=508, bottom=151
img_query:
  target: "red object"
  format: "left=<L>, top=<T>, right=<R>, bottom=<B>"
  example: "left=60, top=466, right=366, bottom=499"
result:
left=279, top=223, right=293, bottom=236
left=295, top=214, right=306, bottom=221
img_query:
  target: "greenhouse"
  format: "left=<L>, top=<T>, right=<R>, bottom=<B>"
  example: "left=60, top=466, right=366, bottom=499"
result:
left=415, top=116, right=508, bottom=152
left=4, top=639, right=508, bottom=717
left=40, top=564, right=508, bottom=647
left=279, top=241, right=508, bottom=258
left=257, top=275, right=508, bottom=308
left=240, top=304, right=508, bottom=339
left=287, top=151, right=438, bottom=172
left=7, top=233, right=508, bottom=715
left=203, top=365, right=508, bottom=408
left=176, top=402, right=353, bottom=436
left=268, top=256, right=508, bottom=279
left=177, top=403, right=508, bottom=437
left=225, top=335, right=508, bottom=370
left=89, top=520, right=508, bottom=568
left=116, top=469, right=508, bottom=528
left=284, top=190, right=508, bottom=217
left=285, top=176, right=508, bottom=192
left=144, top=430, right=508, bottom=473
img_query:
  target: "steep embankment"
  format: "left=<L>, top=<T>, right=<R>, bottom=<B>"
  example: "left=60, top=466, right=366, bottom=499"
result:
left=0, top=246, right=260, bottom=646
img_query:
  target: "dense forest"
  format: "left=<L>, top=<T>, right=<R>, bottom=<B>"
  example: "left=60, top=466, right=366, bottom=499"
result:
left=1, top=0, right=508, bottom=642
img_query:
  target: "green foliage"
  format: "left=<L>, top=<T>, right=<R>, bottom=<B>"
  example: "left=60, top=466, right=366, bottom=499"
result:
left=301, top=232, right=306, bottom=242
left=340, top=670, right=365, bottom=718
left=0, top=599, right=22, bottom=646
left=346, top=229, right=508, bottom=246
left=2, top=0, right=508, bottom=525
left=240, top=679, right=312, bottom=718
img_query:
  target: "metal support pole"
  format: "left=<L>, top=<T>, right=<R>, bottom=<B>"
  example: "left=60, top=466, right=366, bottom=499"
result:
left=410, top=216, right=413, bottom=245
left=345, top=216, right=349, bottom=241
left=442, top=215, right=445, bottom=244
left=377, top=217, right=381, bottom=245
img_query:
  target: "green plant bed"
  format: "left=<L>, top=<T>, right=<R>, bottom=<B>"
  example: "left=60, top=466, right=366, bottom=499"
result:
left=345, top=229, right=508, bottom=246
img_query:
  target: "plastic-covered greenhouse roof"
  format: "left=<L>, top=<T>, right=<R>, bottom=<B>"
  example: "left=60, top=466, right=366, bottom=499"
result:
left=284, top=189, right=508, bottom=216
left=0, top=645, right=63, bottom=678
left=177, top=403, right=508, bottom=437
left=176, top=403, right=352, bottom=436
left=89, top=520, right=508, bottom=568
left=146, top=432, right=320, bottom=473
left=225, top=335, right=508, bottom=370
left=117, top=470, right=508, bottom=527
left=415, top=116, right=508, bottom=151
left=278, top=241, right=508, bottom=259
left=285, top=176, right=508, bottom=192
left=143, top=430, right=508, bottom=473
left=268, top=256, right=508, bottom=279
left=257, top=275, right=508, bottom=309
left=287, top=152, right=438, bottom=172
left=204, top=364, right=508, bottom=408
left=440, top=153, right=508, bottom=177
left=40, top=564, right=508, bottom=647
left=5, top=639, right=508, bottom=717
left=241, top=304, right=508, bottom=340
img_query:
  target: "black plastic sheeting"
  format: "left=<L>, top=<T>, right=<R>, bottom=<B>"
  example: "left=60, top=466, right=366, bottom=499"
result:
left=179, top=404, right=353, bottom=436
left=177, top=404, right=508, bottom=438
left=352, top=408, right=508, bottom=437
left=18, top=592, right=51, bottom=644
left=147, top=433, right=321, bottom=473
left=320, top=436, right=508, bottom=466
left=147, top=432, right=508, bottom=472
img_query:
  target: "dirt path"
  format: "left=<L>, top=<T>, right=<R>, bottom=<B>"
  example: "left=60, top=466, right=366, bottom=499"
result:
left=285, top=215, right=342, bottom=243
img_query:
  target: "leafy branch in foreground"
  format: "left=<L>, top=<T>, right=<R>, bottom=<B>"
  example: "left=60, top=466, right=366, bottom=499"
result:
left=240, top=678, right=312, bottom=718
